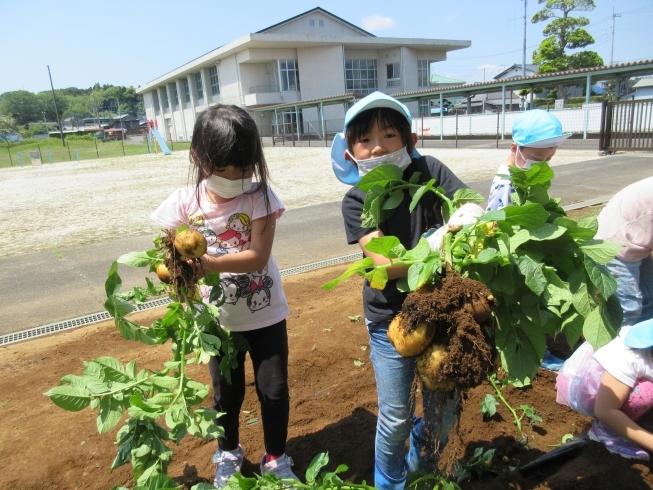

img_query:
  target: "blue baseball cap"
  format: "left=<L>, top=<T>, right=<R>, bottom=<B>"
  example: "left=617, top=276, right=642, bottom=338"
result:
left=624, top=318, right=653, bottom=349
left=512, top=109, right=571, bottom=148
left=331, top=92, right=415, bottom=185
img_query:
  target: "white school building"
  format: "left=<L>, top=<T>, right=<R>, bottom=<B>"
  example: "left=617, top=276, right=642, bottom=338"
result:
left=136, top=7, right=471, bottom=140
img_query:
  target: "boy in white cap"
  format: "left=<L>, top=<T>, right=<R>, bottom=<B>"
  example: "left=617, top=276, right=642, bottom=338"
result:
left=486, top=109, right=571, bottom=211
left=331, top=92, right=480, bottom=489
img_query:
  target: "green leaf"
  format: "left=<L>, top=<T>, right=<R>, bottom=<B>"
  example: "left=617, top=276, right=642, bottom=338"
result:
left=105, top=262, right=122, bottom=297
left=604, top=294, right=624, bottom=332
left=366, top=268, right=389, bottom=290
left=151, top=375, right=179, bottom=390
left=44, top=386, right=91, bottom=411
left=578, top=215, right=598, bottom=233
left=117, top=251, right=158, bottom=268
left=584, top=256, right=617, bottom=299
left=407, top=263, right=425, bottom=291
left=495, top=324, right=539, bottom=384
left=322, top=258, right=374, bottom=290
left=480, top=210, right=506, bottom=223
left=452, top=188, right=484, bottom=205
left=115, top=317, right=156, bottom=345
left=104, top=296, right=134, bottom=318
left=553, top=217, right=596, bottom=241
left=580, top=240, right=623, bottom=265
left=524, top=161, right=555, bottom=185
left=97, top=395, right=123, bottom=433
left=480, top=394, right=499, bottom=418
left=382, top=189, right=404, bottom=210
left=583, top=307, right=616, bottom=350
left=356, top=164, right=404, bottom=191
left=94, top=356, right=131, bottom=382
left=306, top=452, right=330, bottom=484
left=520, top=404, right=543, bottom=423
left=561, top=311, right=584, bottom=349
left=516, top=255, right=547, bottom=296
left=510, top=224, right=567, bottom=251
left=475, top=248, right=501, bottom=264
left=364, top=236, right=401, bottom=257
left=571, top=281, right=595, bottom=317
left=409, top=179, right=435, bottom=212
left=503, top=203, right=549, bottom=228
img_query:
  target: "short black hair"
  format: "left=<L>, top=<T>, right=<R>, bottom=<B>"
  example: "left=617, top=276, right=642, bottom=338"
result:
left=344, top=107, right=414, bottom=153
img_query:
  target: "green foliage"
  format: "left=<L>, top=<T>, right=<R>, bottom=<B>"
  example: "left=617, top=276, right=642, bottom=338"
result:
left=324, top=163, right=623, bottom=384
left=65, top=134, right=96, bottom=141
left=487, top=375, right=542, bottom=441
left=451, top=447, right=497, bottom=483
left=45, top=233, right=249, bottom=487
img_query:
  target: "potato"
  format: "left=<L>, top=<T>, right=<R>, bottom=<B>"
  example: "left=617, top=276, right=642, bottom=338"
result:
left=156, top=263, right=172, bottom=284
left=174, top=230, right=207, bottom=259
left=387, top=314, right=435, bottom=357
left=417, top=344, right=455, bottom=391
left=464, top=296, right=493, bottom=323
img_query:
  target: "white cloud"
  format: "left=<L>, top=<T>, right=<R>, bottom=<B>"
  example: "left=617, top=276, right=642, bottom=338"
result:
left=361, top=15, right=396, bottom=32
left=476, top=64, right=499, bottom=71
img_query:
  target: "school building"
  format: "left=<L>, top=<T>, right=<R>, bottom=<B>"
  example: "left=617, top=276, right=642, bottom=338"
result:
left=136, top=7, right=471, bottom=140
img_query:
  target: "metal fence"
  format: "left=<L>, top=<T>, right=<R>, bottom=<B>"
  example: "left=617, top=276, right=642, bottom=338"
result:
left=599, top=99, right=653, bottom=152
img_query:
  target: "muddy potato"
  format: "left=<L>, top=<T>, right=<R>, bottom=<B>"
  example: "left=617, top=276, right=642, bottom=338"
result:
left=417, top=344, right=456, bottom=391
left=156, top=263, right=172, bottom=284
left=387, top=315, right=435, bottom=357
left=174, top=230, right=207, bottom=259
left=464, top=295, right=494, bottom=323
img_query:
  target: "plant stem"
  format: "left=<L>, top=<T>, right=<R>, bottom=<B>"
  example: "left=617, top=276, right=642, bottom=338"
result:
left=488, top=376, right=523, bottom=438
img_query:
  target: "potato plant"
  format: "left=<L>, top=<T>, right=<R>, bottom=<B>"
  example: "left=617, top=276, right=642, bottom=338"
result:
left=324, top=163, right=623, bottom=385
left=45, top=230, right=248, bottom=488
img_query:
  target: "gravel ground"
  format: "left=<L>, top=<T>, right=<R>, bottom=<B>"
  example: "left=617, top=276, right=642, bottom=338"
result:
left=0, top=147, right=605, bottom=258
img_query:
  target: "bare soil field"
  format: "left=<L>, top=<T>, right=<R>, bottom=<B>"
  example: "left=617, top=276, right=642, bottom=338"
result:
left=2, top=266, right=653, bottom=490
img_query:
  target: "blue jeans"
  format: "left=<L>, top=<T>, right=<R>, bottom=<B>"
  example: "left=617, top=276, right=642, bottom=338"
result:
left=367, top=320, right=458, bottom=484
left=605, top=256, right=653, bottom=327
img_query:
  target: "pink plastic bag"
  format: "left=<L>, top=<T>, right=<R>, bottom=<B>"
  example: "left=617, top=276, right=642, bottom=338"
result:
left=556, top=341, right=606, bottom=417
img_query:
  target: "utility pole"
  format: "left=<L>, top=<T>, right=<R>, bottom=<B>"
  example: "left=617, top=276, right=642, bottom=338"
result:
left=47, top=65, right=66, bottom=147
left=610, top=8, right=621, bottom=65
left=522, top=0, right=528, bottom=77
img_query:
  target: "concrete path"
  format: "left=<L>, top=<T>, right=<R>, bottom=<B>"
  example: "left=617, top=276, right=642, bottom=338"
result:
left=1, top=154, right=651, bottom=335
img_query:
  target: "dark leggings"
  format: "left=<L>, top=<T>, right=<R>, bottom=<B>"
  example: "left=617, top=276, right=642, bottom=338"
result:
left=208, top=319, right=289, bottom=456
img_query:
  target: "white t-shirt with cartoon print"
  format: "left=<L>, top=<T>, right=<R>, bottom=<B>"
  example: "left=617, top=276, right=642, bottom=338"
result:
left=150, top=182, right=290, bottom=332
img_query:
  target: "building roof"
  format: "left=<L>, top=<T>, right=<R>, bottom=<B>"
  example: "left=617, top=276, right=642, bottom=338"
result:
left=493, top=64, right=539, bottom=80
left=634, top=77, right=653, bottom=88
left=257, top=6, right=375, bottom=37
left=430, top=74, right=465, bottom=85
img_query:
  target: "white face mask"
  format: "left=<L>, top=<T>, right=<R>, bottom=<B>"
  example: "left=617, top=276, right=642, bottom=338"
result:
left=205, top=174, right=252, bottom=199
left=347, top=146, right=412, bottom=177
left=516, top=147, right=537, bottom=169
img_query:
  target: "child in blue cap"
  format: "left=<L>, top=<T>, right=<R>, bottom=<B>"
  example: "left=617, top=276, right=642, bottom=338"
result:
left=331, top=92, right=478, bottom=489
left=557, top=318, right=653, bottom=460
left=486, top=109, right=571, bottom=211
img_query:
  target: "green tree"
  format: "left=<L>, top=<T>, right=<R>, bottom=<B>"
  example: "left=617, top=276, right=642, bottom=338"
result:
left=531, top=0, right=604, bottom=99
left=0, top=90, right=42, bottom=125
left=0, top=117, right=21, bottom=142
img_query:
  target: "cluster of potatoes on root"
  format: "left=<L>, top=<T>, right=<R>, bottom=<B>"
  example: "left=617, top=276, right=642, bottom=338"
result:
left=156, top=230, right=207, bottom=284
left=387, top=290, right=494, bottom=391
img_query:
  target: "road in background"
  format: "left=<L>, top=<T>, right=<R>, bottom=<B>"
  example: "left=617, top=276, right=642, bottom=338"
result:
left=0, top=154, right=651, bottom=335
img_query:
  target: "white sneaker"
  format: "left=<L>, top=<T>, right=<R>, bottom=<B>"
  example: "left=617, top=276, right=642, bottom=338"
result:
left=260, top=453, right=301, bottom=485
left=212, top=445, right=244, bottom=488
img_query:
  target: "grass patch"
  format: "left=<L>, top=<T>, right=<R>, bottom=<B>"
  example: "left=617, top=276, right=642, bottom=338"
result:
left=0, top=137, right=190, bottom=168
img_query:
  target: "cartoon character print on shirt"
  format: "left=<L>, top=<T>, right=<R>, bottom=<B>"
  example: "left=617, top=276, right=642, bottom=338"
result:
left=246, top=265, right=274, bottom=313
left=217, top=229, right=246, bottom=253
left=226, top=213, right=252, bottom=251
left=220, top=275, right=250, bottom=305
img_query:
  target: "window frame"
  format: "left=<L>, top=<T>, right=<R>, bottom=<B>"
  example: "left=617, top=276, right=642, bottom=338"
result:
left=195, top=72, right=204, bottom=100
left=386, top=62, right=400, bottom=88
left=209, top=66, right=220, bottom=96
left=344, top=59, right=378, bottom=94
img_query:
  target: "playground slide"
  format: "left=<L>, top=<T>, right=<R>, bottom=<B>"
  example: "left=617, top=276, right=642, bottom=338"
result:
left=151, top=128, right=172, bottom=155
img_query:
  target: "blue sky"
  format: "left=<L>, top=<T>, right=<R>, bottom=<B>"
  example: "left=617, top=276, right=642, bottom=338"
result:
left=1, top=0, right=651, bottom=94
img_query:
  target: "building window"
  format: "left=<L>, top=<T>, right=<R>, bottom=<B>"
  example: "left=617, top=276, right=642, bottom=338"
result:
left=172, top=84, right=179, bottom=107
left=319, top=20, right=324, bottom=26
left=345, top=59, right=378, bottom=94
left=279, top=60, right=300, bottom=92
left=418, top=60, right=431, bottom=88
left=419, top=99, right=430, bottom=117
left=195, top=73, right=204, bottom=100
left=184, top=78, right=191, bottom=103
left=309, top=19, right=315, bottom=26
left=152, top=91, right=160, bottom=112
left=387, top=63, right=400, bottom=88
left=209, top=66, right=220, bottom=96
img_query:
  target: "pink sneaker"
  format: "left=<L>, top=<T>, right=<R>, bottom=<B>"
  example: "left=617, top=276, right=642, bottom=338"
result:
left=589, top=420, right=650, bottom=461
left=260, top=454, right=301, bottom=486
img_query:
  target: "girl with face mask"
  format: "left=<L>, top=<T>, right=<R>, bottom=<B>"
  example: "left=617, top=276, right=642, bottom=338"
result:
left=486, top=109, right=571, bottom=211
left=151, top=105, right=299, bottom=488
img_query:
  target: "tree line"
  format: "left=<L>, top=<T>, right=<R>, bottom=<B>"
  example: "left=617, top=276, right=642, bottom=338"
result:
left=0, top=84, right=144, bottom=128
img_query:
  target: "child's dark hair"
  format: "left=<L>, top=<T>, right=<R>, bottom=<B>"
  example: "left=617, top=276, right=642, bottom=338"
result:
left=190, top=104, right=271, bottom=220
left=345, top=107, right=414, bottom=153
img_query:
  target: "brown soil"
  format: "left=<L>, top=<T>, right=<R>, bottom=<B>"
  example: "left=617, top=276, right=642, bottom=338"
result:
left=1, top=265, right=653, bottom=490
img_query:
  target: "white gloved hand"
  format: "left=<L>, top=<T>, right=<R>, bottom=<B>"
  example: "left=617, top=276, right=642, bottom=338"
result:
left=426, top=203, right=485, bottom=251
left=447, top=203, right=485, bottom=231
